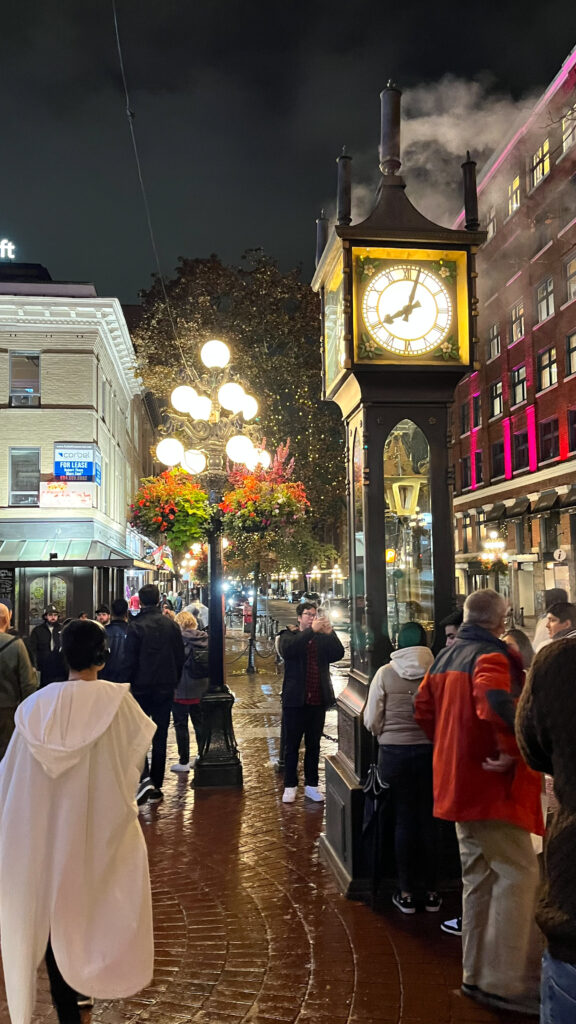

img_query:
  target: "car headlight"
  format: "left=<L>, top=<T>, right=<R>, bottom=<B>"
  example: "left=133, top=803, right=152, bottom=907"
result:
left=332, top=609, right=341, bottom=619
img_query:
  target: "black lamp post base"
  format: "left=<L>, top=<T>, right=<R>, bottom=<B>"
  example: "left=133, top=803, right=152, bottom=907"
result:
left=193, top=688, right=243, bottom=788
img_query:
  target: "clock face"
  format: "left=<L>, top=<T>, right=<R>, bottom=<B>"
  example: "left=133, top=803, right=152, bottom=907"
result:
left=362, top=264, right=453, bottom=355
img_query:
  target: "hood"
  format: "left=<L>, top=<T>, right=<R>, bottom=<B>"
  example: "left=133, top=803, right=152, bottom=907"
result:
left=14, top=679, right=130, bottom=778
left=182, top=628, right=207, bottom=640
left=390, top=646, right=434, bottom=679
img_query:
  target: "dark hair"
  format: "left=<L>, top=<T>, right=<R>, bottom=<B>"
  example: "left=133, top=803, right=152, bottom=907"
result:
left=297, top=601, right=317, bottom=617
left=547, top=602, right=576, bottom=627
left=439, top=609, right=464, bottom=629
left=502, top=628, right=535, bottom=669
left=61, top=619, right=108, bottom=671
left=139, top=584, right=160, bottom=607
left=111, top=597, right=128, bottom=618
left=95, top=604, right=110, bottom=615
left=161, top=598, right=174, bottom=611
left=397, top=621, right=427, bottom=648
left=545, top=588, right=568, bottom=609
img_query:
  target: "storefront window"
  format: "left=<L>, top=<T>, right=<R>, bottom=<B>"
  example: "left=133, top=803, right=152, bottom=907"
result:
left=351, top=431, right=369, bottom=673
left=384, top=420, right=433, bottom=644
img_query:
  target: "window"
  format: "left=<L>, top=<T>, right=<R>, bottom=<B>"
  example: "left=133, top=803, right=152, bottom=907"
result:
left=562, top=105, right=576, bottom=154
left=539, top=418, right=559, bottom=461
left=101, top=379, right=108, bottom=423
left=511, top=364, right=527, bottom=406
left=566, top=254, right=576, bottom=303
left=491, top=440, right=505, bottom=478
left=510, top=300, right=525, bottom=342
left=538, top=347, right=557, bottom=391
left=488, top=322, right=501, bottom=359
left=490, top=380, right=503, bottom=418
left=508, top=174, right=520, bottom=215
left=472, top=394, right=482, bottom=428
left=567, top=332, right=576, bottom=376
left=462, top=513, right=471, bottom=554
left=475, top=449, right=483, bottom=484
left=530, top=138, right=550, bottom=188
left=486, top=206, right=496, bottom=240
left=536, top=277, right=554, bottom=322
left=568, top=410, right=576, bottom=452
left=475, top=510, right=486, bottom=548
left=460, top=402, right=470, bottom=435
left=9, top=448, right=40, bottom=506
left=513, top=431, right=529, bottom=471
left=461, top=455, right=471, bottom=489
left=9, top=353, right=40, bottom=407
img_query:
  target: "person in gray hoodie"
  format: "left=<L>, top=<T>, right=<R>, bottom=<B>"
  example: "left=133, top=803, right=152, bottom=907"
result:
left=363, top=621, right=437, bottom=915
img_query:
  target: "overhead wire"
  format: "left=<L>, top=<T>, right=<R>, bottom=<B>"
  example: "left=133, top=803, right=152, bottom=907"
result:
left=111, top=0, right=198, bottom=382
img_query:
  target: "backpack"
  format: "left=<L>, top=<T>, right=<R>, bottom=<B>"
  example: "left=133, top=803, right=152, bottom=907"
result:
left=184, top=638, right=209, bottom=679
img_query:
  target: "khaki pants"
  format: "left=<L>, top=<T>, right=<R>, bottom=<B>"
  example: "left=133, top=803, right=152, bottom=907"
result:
left=456, top=819, right=541, bottom=998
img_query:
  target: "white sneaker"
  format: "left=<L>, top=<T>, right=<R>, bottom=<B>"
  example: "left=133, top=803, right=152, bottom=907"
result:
left=304, top=785, right=324, bottom=802
left=282, top=787, right=297, bottom=803
left=170, top=762, right=191, bottom=773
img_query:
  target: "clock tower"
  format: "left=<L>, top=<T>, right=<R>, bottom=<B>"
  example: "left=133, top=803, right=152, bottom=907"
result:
left=312, top=83, right=485, bottom=895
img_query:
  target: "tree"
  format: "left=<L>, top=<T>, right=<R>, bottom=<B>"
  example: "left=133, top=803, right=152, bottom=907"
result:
left=134, top=250, right=346, bottom=544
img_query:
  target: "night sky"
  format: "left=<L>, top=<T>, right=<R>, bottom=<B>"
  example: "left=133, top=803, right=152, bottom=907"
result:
left=1, top=2, right=575, bottom=302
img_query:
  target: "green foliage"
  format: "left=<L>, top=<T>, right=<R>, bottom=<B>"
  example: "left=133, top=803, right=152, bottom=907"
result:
left=130, top=470, right=211, bottom=558
left=134, top=249, right=346, bottom=542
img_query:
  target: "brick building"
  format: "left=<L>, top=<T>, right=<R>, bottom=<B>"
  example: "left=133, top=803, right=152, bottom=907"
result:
left=451, top=47, right=576, bottom=621
left=0, top=262, right=159, bottom=632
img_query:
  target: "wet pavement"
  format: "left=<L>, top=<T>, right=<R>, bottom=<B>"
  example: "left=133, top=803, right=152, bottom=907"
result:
left=16, top=630, right=536, bottom=1024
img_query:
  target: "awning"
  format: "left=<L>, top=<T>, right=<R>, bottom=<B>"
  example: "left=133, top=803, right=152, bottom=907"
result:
left=561, top=485, right=576, bottom=509
left=0, top=537, right=141, bottom=568
left=531, top=490, right=559, bottom=514
left=485, top=502, right=507, bottom=523
left=506, top=496, right=531, bottom=519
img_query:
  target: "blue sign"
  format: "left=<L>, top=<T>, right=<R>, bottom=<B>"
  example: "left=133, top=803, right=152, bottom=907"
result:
left=54, top=444, right=102, bottom=485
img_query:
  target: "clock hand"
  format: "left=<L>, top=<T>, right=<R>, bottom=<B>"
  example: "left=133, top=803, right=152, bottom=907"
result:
left=407, top=268, right=421, bottom=307
left=383, top=299, right=421, bottom=325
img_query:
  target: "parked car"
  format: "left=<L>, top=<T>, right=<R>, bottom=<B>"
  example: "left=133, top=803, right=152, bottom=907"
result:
left=227, top=590, right=246, bottom=610
left=290, top=590, right=304, bottom=604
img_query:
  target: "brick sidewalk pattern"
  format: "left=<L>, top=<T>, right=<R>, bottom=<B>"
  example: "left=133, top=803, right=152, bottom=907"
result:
left=3, top=639, right=534, bottom=1024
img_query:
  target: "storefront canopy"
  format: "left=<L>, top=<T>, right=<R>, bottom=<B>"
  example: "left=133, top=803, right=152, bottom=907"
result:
left=485, top=502, right=507, bottom=523
left=530, top=490, right=559, bottom=515
left=0, top=538, right=150, bottom=569
left=506, top=496, right=531, bottom=519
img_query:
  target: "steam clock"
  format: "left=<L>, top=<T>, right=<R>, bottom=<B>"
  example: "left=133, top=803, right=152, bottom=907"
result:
left=312, top=84, right=485, bottom=894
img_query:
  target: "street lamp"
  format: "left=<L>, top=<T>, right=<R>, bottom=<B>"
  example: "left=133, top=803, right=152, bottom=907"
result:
left=155, top=338, right=269, bottom=788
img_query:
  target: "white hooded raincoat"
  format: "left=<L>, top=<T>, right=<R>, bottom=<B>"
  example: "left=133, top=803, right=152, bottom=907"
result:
left=0, top=678, right=156, bottom=1024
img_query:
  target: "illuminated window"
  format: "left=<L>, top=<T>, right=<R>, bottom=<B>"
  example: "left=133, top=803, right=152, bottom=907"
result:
left=537, top=347, right=557, bottom=391
left=562, top=105, right=576, bottom=154
left=568, top=410, right=576, bottom=452
left=461, top=455, right=471, bottom=489
left=490, top=380, right=503, bottom=418
left=475, top=449, right=483, bottom=484
left=486, top=206, right=497, bottom=240
left=460, top=402, right=470, bottom=435
left=9, top=353, right=40, bottom=407
left=9, top=448, right=40, bottom=506
left=536, top=277, right=554, bottom=322
left=566, top=254, right=576, bottom=303
left=488, top=322, right=501, bottom=359
left=567, top=332, right=576, bottom=376
left=539, top=418, right=559, bottom=461
left=530, top=139, right=550, bottom=189
left=491, top=439, right=505, bottom=478
left=513, top=431, right=529, bottom=471
left=510, top=300, right=525, bottom=342
left=511, top=364, right=527, bottom=406
left=472, top=394, right=482, bottom=428
left=508, top=174, right=520, bottom=215
left=475, top=509, right=487, bottom=547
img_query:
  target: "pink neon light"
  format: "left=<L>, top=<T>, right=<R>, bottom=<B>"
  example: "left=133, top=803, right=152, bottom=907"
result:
left=454, top=47, right=576, bottom=225
left=525, top=405, right=538, bottom=471
left=502, top=418, right=512, bottom=479
left=560, top=417, right=570, bottom=460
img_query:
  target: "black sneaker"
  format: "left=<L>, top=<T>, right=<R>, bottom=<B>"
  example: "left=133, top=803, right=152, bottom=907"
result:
left=392, top=891, right=416, bottom=914
left=425, top=891, right=442, bottom=912
left=147, top=788, right=163, bottom=803
left=136, top=778, right=155, bottom=805
left=466, top=987, right=539, bottom=1017
left=441, top=916, right=462, bottom=935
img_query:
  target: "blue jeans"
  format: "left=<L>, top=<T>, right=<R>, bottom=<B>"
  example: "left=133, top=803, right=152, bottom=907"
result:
left=378, top=743, right=437, bottom=894
left=541, top=950, right=576, bottom=1023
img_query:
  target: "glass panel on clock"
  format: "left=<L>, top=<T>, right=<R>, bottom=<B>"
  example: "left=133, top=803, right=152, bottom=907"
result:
left=383, top=420, right=434, bottom=645
left=351, top=431, right=369, bottom=674
left=324, top=265, right=346, bottom=392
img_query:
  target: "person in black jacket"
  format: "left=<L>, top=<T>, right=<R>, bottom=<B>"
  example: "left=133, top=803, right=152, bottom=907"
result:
left=277, top=602, right=344, bottom=805
left=28, top=605, right=67, bottom=687
left=170, top=611, right=209, bottom=773
left=99, top=598, right=130, bottom=683
left=121, top=584, right=185, bottom=804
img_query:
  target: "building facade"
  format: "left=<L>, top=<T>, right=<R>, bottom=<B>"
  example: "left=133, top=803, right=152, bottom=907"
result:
left=451, top=47, right=576, bottom=621
left=0, top=264, right=158, bottom=632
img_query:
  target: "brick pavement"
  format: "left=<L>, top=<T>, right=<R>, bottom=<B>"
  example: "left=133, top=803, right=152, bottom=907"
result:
left=9, top=636, right=535, bottom=1024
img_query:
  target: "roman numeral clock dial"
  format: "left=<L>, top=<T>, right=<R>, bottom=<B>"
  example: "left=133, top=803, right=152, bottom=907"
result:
left=361, top=263, right=453, bottom=356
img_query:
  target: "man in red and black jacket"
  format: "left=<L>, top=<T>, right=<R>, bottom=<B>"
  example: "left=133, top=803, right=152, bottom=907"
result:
left=277, top=602, right=344, bottom=806
left=414, top=588, right=544, bottom=1017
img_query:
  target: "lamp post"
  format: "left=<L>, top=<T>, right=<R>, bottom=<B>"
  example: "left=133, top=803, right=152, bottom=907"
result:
left=156, top=338, right=269, bottom=788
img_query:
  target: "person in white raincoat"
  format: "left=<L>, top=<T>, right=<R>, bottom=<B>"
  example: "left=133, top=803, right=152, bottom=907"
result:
left=0, top=618, right=157, bottom=1024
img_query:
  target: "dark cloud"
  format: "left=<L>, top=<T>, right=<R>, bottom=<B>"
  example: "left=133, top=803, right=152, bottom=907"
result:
left=0, top=2, right=574, bottom=300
